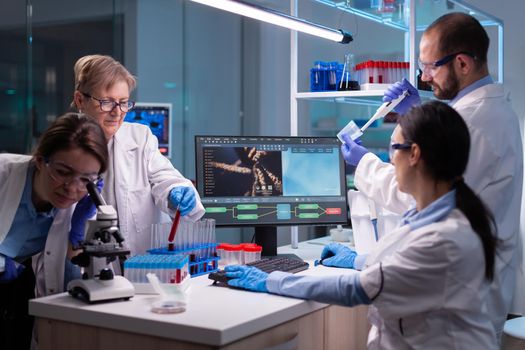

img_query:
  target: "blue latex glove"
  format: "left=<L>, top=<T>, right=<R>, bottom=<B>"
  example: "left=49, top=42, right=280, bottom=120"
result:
left=340, top=133, right=369, bottom=167
left=69, top=178, right=104, bottom=248
left=320, top=243, right=357, bottom=268
left=0, top=256, right=25, bottom=283
left=168, top=186, right=197, bottom=216
left=224, top=265, right=269, bottom=292
left=382, top=78, right=421, bottom=115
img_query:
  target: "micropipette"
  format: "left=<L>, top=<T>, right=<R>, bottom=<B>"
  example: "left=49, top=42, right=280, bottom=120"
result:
left=360, top=90, right=410, bottom=133
left=168, top=208, right=181, bottom=251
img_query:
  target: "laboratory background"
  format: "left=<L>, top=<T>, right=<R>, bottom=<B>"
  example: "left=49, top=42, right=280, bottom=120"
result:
left=1, top=0, right=525, bottom=347
left=2, top=0, right=524, bottom=245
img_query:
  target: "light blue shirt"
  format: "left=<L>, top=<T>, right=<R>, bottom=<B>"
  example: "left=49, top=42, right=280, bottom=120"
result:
left=401, top=189, right=456, bottom=231
left=354, top=190, right=456, bottom=271
left=267, top=270, right=371, bottom=307
left=265, top=191, right=457, bottom=306
left=0, top=164, right=57, bottom=264
left=449, top=75, right=493, bottom=106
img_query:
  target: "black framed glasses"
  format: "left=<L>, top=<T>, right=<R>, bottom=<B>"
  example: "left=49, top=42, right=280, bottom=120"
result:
left=81, top=92, right=135, bottom=113
left=418, top=51, right=476, bottom=77
left=44, top=158, right=99, bottom=191
left=389, top=142, right=413, bottom=161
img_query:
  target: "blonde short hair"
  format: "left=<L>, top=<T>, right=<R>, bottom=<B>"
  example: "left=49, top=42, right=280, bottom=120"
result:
left=71, top=54, right=137, bottom=109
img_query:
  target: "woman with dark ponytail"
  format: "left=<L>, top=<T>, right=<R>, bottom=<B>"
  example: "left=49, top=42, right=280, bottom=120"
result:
left=224, top=100, right=498, bottom=349
left=396, top=100, right=497, bottom=281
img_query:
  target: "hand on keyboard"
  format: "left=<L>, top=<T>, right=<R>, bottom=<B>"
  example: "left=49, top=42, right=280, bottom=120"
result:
left=224, top=265, right=269, bottom=292
left=320, top=243, right=357, bottom=269
left=208, top=257, right=309, bottom=288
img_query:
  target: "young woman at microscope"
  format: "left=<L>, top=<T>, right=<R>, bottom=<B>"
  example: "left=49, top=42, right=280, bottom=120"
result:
left=0, top=113, right=108, bottom=350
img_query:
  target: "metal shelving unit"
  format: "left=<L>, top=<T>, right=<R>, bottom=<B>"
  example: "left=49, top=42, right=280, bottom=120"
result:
left=290, top=0, right=503, bottom=122
left=287, top=0, right=503, bottom=246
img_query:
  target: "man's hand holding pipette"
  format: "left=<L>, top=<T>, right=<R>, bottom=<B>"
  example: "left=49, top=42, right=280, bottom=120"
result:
left=383, top=78, right=420, bottom=115
left=340, top=133, right=369, bottom=167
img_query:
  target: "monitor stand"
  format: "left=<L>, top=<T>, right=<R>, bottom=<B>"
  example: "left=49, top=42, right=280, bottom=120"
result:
left=254, top=226, right=303, bottom=261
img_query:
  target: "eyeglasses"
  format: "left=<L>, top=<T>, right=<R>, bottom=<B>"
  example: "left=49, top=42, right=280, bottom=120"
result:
left=44, top=158, right=99, bottom=191
left=81, top=92, right=135, bottom=113
left=418, top=51, right=476, bottom=77
left=389, top=142, right=413, bottom=161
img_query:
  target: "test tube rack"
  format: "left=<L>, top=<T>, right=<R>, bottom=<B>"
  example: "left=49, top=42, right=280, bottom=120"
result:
left=123, top=254, right=190, bottom=284
left=148, top=243, right=220, bottom=277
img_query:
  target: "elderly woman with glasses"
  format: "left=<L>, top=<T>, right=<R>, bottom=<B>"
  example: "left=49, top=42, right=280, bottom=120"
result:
left=68, top=55, right=204, bottom=262
left=0, top=113, right=108, bottom=350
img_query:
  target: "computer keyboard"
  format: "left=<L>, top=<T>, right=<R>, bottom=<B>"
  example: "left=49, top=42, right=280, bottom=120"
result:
left=209, top=257, right=309, bottom=286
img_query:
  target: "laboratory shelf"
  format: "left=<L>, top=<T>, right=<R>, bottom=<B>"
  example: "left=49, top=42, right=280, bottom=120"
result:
left=295, top=89, right=434, bottom=106
left=307, top=0, right=503, bottom=83
left=313, top=0, right=502, bottom=31
left=295, top=90, right=384, bottom=106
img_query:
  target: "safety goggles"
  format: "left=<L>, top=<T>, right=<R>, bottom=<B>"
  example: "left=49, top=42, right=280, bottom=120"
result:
left=389, top=142, right=413, bottom=161
left=417, top=51, right=475, bottom=77
left=44, top=158, right=99, bottom=191
left=81, top=92, right=135, bottom=113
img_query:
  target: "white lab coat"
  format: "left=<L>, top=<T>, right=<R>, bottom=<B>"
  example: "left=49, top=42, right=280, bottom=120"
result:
left=0, top=154, right=72, bottom=297
left=105, top=122, right=205, bottom=255
left=355, top=83, right=524, bottom=334
left=37, top=123, right=206, bottom=296
left=359, top=209, right=497, bottom=349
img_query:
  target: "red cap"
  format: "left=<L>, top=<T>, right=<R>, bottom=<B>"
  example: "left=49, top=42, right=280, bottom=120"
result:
left=243, top=245, right=262, bottom=252
left=224, top=244, right=242, bottom=251
left=240, top=243, right=258, bottom=249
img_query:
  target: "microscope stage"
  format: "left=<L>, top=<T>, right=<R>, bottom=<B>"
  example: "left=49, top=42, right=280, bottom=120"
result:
left=68, top=275, right=135, bottom=303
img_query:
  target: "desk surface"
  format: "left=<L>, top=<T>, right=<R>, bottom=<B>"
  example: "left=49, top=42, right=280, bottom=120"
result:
left=29, top=236, right=355, bottom=346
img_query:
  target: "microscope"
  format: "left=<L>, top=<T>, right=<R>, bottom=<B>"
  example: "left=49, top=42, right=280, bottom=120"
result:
left=67, top=182, right=135, bottom=303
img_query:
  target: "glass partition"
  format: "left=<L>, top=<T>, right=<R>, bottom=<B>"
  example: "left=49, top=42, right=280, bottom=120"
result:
left=0, top=0, right=122, bottom=154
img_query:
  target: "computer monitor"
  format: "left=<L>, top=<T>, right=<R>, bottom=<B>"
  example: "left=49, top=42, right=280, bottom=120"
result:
left=124, top=103, right=173, bottom=157
left=195, top=135, right=348, bottom=256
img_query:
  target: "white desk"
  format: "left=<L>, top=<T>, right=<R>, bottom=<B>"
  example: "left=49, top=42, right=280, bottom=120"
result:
left=29, top=237, right=368, bottom=350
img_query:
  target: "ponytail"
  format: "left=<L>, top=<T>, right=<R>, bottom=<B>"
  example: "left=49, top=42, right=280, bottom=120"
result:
left=400, top=102, right=498, bottom=281
left=455, top=179, right=497, bottom=280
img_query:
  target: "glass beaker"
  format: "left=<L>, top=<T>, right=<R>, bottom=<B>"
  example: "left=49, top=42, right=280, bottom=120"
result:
left=338, top=53, right=359, bottom=91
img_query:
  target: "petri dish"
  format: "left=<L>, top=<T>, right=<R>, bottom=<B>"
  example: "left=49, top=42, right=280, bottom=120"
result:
left=151, top=300, right=187, bottom=314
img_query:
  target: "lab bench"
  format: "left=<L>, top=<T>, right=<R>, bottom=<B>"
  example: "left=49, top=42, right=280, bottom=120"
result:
left=29, top=236, right=369, bottom=350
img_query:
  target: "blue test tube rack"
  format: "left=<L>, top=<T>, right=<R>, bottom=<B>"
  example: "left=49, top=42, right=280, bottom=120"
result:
left=123, top=254, right=190, bottom=284
left=147, top=243, right=220, bottom=277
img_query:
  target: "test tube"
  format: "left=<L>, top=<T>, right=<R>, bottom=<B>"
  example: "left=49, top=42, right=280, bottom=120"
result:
left=204, top=219, right=211, bottom=257
left=179, top=219, right=188, bottom=250
left=168, top=209, right=181, bottom=251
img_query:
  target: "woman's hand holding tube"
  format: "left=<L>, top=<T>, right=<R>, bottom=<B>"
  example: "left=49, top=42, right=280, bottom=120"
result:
left=168, top=186, right=197, bottom=216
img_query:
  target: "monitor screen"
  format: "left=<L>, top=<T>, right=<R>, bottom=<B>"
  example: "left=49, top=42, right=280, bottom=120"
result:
left=195, top=135, right=348, bottom=255
left=124, top=103, right=172, bottom=157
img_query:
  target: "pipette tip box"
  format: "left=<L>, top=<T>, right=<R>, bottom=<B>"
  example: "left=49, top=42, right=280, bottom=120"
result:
left=124, top=254, right=191, bottom=292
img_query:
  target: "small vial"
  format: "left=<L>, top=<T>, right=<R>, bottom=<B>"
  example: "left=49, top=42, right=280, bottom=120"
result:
left=337, top=120, right=363, bottom=143
left=243, top=245, right=262, bottom=264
